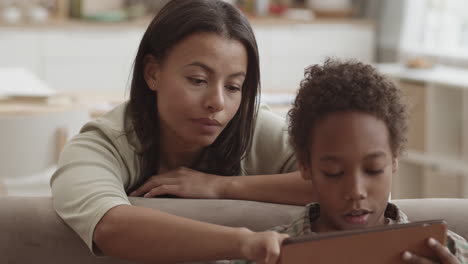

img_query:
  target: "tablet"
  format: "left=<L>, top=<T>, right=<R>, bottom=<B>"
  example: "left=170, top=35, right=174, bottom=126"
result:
left=280, top=220, right=447, bottom=264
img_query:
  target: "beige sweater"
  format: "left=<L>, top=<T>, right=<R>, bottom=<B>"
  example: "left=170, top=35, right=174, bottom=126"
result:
left=50, top=103, right=297, bottom=252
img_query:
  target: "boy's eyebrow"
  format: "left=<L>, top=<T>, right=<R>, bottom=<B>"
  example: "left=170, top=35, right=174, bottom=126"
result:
left=185, top=62, right=246, bottom=78
left=364, top=151, right=387, bottom=160
left=319, top=156, right=341, bottom=162
left=320, top=152, right=387, bottom=162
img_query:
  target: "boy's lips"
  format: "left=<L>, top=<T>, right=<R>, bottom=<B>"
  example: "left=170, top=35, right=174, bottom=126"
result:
left=342, top=209, right=372, bottom=225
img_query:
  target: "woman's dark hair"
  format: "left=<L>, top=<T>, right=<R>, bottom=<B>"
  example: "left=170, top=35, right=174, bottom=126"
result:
left=125, top=0, right=260, bottom=185
left=288, top=59, right=408, bottom=169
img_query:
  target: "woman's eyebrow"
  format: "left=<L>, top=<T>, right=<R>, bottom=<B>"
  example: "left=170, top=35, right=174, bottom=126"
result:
left=185, top=62, right=214, bottom=73
left=185, top=62, right=246, bottom=78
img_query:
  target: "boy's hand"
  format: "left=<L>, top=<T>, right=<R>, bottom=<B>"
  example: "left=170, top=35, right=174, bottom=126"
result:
left=402, top=238, right=460, bottom=264
left=239, top=230, right=289, bottom=264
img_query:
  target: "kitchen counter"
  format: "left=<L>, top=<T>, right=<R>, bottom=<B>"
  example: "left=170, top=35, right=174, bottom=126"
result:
left=0, top=92, right=123, bottom=117
left=0, top=90, right=295, bottom=118
left=377, top=63, right=468, bottom=89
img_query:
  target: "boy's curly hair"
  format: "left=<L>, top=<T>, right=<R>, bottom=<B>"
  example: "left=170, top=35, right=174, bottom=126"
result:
left=288, top=58, right=409, bottom=168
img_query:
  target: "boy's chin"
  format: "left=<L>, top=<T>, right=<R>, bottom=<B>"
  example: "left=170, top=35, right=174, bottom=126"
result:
left=340, top=223, right=371, bottom=231
left=327, top=217, right=367, bottom=231
left=335, top=215, right=384, bottom=231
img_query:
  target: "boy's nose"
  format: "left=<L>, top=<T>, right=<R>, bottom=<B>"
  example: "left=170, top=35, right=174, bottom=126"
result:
left=344, top=175, right=367, bottom=201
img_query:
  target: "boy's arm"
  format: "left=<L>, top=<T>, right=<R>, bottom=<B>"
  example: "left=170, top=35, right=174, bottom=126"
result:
left=403, top=232, right=468, bottom=264
left=447, top=231, right=468, bottom=264
left=228, top=207, right=310, bottom=264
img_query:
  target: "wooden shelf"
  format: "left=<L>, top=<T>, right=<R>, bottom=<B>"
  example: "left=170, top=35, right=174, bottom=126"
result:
left=403, top=150, right=468, bottom=176
left=379, top=63, right=468, bottom=198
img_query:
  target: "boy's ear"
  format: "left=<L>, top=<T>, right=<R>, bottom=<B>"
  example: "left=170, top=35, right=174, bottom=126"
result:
left=143, top=54, right=161, bottom=92
left=392, top=157, right=399, bottom=174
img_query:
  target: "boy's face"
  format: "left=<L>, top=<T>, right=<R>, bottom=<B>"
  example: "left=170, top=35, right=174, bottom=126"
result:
left=301, top=111, right=397, bottom=232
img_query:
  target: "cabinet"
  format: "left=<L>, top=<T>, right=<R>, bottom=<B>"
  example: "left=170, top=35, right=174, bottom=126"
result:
left=255, top=22, right=374, bottom=91
left=0, top=19, right=374, bottom=94
left=378, top=64, right=468, bottom=199
left=42, top=29, right=143, bottom=92
left=0, top=30, right=43, bottom=76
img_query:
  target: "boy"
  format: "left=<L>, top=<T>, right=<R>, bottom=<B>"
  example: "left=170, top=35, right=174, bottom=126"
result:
left=233, top=59, right=468, bottom=264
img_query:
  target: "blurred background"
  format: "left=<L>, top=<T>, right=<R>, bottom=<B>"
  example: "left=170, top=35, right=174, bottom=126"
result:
left=0, top=0, right=467, bottom=199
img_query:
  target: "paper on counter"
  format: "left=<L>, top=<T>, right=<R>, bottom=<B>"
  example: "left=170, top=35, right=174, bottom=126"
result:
left=0, top=67, right=56, bottom=98
left=260, top=93, right=296, bottom=105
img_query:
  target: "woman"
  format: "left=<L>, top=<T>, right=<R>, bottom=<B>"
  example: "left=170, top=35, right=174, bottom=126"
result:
left=51, top=0, right=312, bottom=263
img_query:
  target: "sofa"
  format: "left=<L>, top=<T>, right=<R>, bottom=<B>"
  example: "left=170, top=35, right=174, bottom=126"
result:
left=2, top=197, right=467, bottom=264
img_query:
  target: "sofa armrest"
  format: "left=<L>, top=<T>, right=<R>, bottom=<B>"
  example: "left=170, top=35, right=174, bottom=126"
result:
left=0, top=196, right=301, bottom=264
left=393, top=198, right=468, bottom=240
left=1, top=196, right=466, bottom=264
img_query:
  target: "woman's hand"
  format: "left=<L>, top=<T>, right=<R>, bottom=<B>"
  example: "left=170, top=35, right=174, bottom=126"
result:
left=129, top=167, right=228, bottom=199
left=402, top=238, right=460, bottom=264
left=239, top=230, right=289, bottom=264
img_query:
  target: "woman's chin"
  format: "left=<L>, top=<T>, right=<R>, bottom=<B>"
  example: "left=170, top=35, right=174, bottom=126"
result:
left=189, top=135, right=218, bottom=148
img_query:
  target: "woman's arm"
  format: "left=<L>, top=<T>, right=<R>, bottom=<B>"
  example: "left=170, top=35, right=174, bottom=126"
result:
left=130, top=169, right=314, bottom=205
left=53, top=121, right=288, bottom=263
left=219, top=171, right=314, bottom=205
left=94, top=204, right=288, bottom=264
left=129, top=106, right=314, bottom=204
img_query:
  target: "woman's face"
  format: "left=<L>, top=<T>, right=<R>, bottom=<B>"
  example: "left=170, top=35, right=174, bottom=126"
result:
left=302, top=111, right=397, bottom=232
left=145, top=32, right=247, bottom=149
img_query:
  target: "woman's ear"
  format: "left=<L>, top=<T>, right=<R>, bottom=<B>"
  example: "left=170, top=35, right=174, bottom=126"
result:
left=143, top=54, right=160, bottom=92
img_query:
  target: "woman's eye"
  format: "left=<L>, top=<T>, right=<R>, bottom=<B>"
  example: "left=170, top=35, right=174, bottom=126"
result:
left=366, top=169, right=384, bottom=175
left=321, top=171, right=343, bottom=178
left=187, top=77, right=206, bottom=85
left=225, top=85, right=241, bottom=92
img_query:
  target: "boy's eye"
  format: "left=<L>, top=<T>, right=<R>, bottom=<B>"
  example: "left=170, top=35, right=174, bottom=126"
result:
left=321, top=171, right=344, bottom=178
left=366, top=169, right=384, bottom=175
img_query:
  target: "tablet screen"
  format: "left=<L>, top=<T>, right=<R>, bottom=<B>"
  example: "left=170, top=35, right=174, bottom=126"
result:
left=280, top=220, right=447, bottom=264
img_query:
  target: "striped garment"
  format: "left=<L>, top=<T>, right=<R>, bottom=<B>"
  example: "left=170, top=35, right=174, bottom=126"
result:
left=231, top=202, right=468, bottom=264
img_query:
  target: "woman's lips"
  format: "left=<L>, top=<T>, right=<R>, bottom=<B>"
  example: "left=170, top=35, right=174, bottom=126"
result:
left=192, top=118, right=221, bottom=133
left=195, top=118, right=221, bottom=126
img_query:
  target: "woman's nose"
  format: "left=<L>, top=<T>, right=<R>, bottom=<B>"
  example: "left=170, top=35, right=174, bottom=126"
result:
left=204, top=85, right=225, bottom=112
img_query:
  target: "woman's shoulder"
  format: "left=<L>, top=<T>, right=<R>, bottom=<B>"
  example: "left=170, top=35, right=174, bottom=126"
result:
left=55, top=101, right=141, bottom=186
left=242, top=104, right=297, bottom=175
left=69, top=101, right=140, bottom=160
left=253, top=104, right=290, bottom=142
left=82, top=102, right=128, bottom=134
left=79, top=102, right=140, bottom=148
left=256, top=104, right=287, bottom=129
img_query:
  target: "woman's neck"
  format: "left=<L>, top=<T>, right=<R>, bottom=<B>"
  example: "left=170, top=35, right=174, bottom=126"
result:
left=158, top=130, right=203, bottom=174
